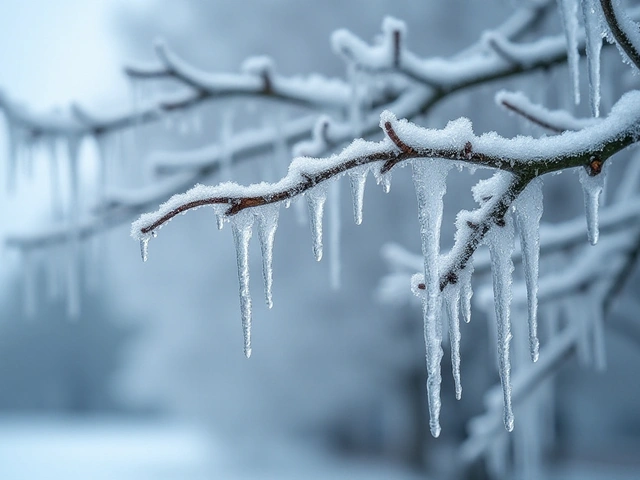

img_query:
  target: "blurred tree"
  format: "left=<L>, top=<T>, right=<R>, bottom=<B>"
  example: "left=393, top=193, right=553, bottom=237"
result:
left=2, top=1, right=640, bottom=479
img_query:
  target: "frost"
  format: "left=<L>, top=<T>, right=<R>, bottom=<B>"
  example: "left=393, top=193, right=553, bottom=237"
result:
left=514, top=178, right=543, bottom=362
left=256, top=204, right=280, bottom=309
left=348, top=166, right=368, bottom=225
left=485, top=210, right=515, bottom=432
left=306, top=185, right=328, bottom=262
left=231, top=212, right=255, bottom=358
left=582, top=0, right=604, bottom=116
left=578, top=165, right=607, bottom=245
left=557, top=0, right=581, bottom=104
left=412, top=158, right=450, bottom=438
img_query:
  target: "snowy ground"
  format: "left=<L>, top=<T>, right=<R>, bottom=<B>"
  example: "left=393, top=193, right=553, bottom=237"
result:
left=0, top=415, right=424, bottom=480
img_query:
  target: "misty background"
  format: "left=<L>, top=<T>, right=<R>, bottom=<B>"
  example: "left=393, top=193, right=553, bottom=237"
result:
left=0, top=1, right=638, bottom=479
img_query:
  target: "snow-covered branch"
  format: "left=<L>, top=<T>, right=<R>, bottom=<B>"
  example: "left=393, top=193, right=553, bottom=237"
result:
left=601, top=0, right=640, bottom=71
left=127, top=41, right=353, bottom=111
left=132, top=91, right=640, bottom=244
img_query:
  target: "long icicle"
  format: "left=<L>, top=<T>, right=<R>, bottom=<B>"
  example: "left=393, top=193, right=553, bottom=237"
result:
left=486, top=211, right=516, bottom=432
left=256, top=204, right=280, bottom=309
left=412, top=159, right=450, bottom=438
left=514, top=178, right=544, bottom=362
left=231, top=212, right=255, bottom=358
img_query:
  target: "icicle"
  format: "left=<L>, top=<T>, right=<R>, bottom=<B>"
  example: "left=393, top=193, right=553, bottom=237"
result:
left=514, top=178, right=543, bottom=362
left=328, top=181, right=341, bottom=289
left=140, top=237, right=150, bottom=262
left=557, top=0, right=581, bottom=104
left=306, top=186, right=328, bottom=262
left=231, top=212, right=255, bottom=358
left=444, top=286, right=462, bottom=400
left=582, top=0, right=603, bottom=116
left=212, top=205, right=227, bottom=231
left=459, top=264, right=474, bottom=324
left=256, top=204, right=280, bottom=309
left=485, top=212, right=516, bottom=432
left=348, top=167, right=368, bottom=225
left=373, top=167, right=392, bottom=193
left=578, top=165, right=606, bottom=245
left=22, top=249, right=37, bottom=318
left=412, top=158, right=450, bottom=438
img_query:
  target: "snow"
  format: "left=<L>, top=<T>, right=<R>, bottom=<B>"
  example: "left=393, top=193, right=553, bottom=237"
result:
left=557, top=0, right=581, bottom=104
left=514, top=178, right=543, bottom=362
left=231, top=212, right=255, bottom=358
left=495, top=90, right=599, bottom=131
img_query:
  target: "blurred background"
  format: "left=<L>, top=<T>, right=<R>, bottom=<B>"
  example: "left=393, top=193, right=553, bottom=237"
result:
left=0, top=1, right=639, bottom=479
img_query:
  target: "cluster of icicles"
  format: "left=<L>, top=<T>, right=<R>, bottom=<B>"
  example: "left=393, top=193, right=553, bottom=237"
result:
left=134, top=0, right=615, bottom=437
left=137, top=153, right=606, bottom=437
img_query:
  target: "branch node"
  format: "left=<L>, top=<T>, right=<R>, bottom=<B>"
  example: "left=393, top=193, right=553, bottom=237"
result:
left=588, top=156, right=603, bottom=176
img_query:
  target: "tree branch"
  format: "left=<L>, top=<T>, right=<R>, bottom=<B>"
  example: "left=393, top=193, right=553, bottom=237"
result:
left=601, top=0, right=640, bottom=71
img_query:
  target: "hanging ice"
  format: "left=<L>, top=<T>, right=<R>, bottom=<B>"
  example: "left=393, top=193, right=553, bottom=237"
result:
left=412, top=158, right=450, bottom=438
left=256, top=204, right=280, bottom=309
left=231, top=212, right=255, bottom=358
left=485, top=212, right=516, bottom=432
left=140, top=238, right=150, bottom=262
left=582, top=0, right=603, bottom=116
left=348, top=167, right=368, bottom=225
left=578, top=165, right=606, bottom=245
left=514, top=178, right=543, bottom=362
left=212, top=205, right=227, bottom=231
left=444, top=287, right=462, bottom=400
left=557, top=0, right=581, bottom=104
left=306, top=185, right=328, bottom=261
left=459, top=264, right=474, bottom=325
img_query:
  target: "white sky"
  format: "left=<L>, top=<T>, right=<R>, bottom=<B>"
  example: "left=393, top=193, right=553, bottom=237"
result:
left=0, top=0, right=127, bottom=109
